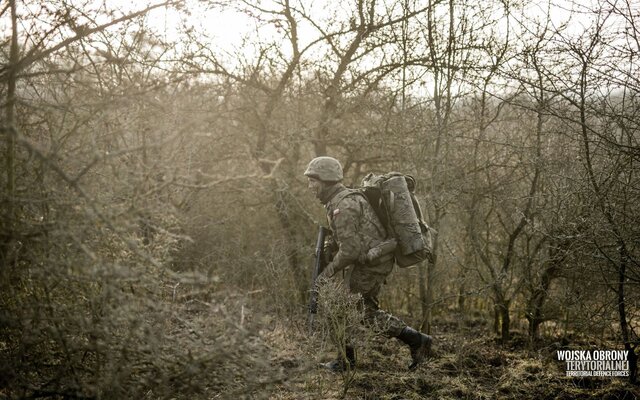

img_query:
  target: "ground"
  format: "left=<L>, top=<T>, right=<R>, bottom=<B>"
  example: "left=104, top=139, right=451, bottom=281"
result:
left=259, top=313, right=640, bottom=400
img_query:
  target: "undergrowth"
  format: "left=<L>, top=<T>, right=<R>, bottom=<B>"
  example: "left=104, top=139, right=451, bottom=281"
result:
left=262, top=312, right=640, bottom=399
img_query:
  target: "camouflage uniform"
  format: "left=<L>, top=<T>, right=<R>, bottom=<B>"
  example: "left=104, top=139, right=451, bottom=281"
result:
left=305, top=156, right=432, bottom=371
left=322, top=183, right=407, bottom=337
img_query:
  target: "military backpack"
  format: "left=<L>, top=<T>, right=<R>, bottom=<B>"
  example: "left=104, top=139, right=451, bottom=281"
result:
left=360, top=172, right=434, bottom=268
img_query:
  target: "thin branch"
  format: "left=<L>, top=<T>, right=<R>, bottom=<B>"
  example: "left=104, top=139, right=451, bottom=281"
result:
left=0, top=0, right=181, bottom=83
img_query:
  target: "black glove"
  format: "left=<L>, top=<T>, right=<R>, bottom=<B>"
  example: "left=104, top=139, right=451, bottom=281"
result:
left=323, top=238, right=337, bottom=264
left=318, top=261, right=336, bottom=279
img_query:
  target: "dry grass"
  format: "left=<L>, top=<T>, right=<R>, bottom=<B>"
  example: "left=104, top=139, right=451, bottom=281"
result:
left=258, top=313, right=640, bottom=400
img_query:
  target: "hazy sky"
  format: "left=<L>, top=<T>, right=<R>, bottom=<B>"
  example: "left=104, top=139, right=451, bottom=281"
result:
left=135, top=0, right=600, bottom=58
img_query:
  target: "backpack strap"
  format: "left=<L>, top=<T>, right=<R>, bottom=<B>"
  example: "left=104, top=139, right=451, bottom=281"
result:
left=325, top=188, right=367, bottom=226
left=332, top=188, right=364, bottom=205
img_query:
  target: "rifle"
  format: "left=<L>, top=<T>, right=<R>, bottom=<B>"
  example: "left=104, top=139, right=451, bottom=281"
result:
left=308, top=225, right=328, bottom=334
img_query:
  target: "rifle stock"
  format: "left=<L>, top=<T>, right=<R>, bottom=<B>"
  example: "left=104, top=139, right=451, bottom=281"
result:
left=308, top=225, right=327, bottom=334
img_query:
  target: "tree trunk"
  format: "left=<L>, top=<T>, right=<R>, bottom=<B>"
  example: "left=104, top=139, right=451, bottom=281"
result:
left=418, top=261, right=429, bottom=333
left=457, top=281, right=466, bottom=313
left=500, top=303, right=510, bottom=343
left=527, top=262, right=557, bottom=342
left=576, top=49, right=637, bottom=384
left=617, top=244, right=637, bottom=383
left=421, top=213, right=439, bottom=333
left=2, top=0, right=19, bottom=269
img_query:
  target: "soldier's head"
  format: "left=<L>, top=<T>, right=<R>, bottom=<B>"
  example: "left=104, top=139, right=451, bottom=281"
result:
left=304, top=156, right=343, bottom=200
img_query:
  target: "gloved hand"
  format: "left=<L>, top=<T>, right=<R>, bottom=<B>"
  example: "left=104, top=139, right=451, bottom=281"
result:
left=323, top=238, right=336, bottom=264
left=318, top=262, right=336, bottom=279
left=358, top=246, right=382, bottom=264
left=358, top=239, right=397, bottom=264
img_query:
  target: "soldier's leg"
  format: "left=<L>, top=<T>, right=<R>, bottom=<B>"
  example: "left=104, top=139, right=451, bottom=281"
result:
left=348, top=261, right=406, bottom=337
left=349, top=261, right=433, bottom=370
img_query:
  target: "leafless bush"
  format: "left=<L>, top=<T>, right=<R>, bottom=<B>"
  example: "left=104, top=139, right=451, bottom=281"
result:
left=314, top=276, right=385, bottom=397
left=0, top=176, right=285, bottom=399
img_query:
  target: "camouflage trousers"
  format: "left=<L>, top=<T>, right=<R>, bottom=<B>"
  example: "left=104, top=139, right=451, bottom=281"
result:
left=345, top=259, right=407, bottom=337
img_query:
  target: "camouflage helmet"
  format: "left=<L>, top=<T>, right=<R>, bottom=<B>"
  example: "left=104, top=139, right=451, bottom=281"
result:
left=304, top=156, right=343, bottom=182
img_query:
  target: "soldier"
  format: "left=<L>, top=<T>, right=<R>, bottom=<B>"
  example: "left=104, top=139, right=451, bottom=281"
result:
left=304, top=156, right=432, bottom=372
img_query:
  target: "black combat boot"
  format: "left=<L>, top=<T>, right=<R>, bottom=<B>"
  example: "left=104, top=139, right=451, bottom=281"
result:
left=397, top=327, right=432, bottom=370
left=321, top=345, right=356, bottom=373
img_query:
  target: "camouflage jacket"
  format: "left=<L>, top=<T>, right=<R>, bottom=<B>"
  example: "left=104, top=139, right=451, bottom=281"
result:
left=322, top=184, right=387, bottom=274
